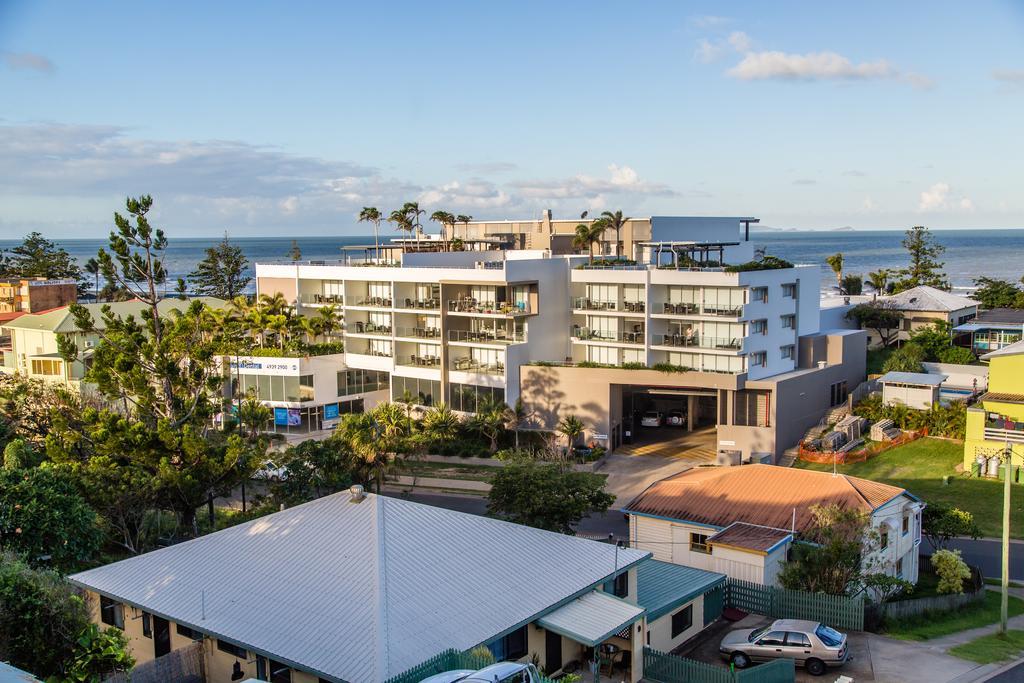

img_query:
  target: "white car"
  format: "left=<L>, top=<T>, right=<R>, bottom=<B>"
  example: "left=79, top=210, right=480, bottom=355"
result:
left=420, top=670, right=475, bottom=683
left=427, top=663, right=541, bottom=683
left=640, top=411, right=663, bottom=427
left=252, top=459, right=289, bottom=482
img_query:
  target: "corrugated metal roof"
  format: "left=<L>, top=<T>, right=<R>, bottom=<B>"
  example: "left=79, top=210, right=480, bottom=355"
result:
left=69, top=492, right=649, bottom=683
left=636, top=560, right=725, bottom=622
left=708, top=523, right=792, bottom=553
left=2, top=297, right=226, bottom=333
left=882, top=286, right=978, bottom=312
left=974, top=308, right=1024, bottom=324
left=0, top=662, right=40, bottom=682
left=536, top=591, right=645, bottom=647
left=979, top=392, right=1024, bottom=404
left=624, top=464, right=909, bottom=533
left=981, top=339, right=1024, bottom=359
left=878, top=371, right=946, bottom=386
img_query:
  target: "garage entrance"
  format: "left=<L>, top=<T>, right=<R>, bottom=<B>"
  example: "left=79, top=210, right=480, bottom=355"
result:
left=614, top=386, right=719, bottom=459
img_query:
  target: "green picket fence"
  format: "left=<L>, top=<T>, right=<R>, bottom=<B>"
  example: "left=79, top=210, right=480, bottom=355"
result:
left=726, top=578, right=864, bottom=631
left=644, top=648, right=794, bottom=683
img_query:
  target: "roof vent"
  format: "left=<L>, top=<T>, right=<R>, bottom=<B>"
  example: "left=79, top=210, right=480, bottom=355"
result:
left=349, top=484, right=366, bottom=503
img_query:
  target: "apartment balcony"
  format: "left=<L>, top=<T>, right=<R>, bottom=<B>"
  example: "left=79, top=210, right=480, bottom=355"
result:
left=448, top=329, right=526, bottom=344
left=395, top=296, right=440, bottom=311
left=396, top=353, right=442, bottom=369
left=349, top=296, right=393, bottom=308
left=984, top=419, right=1024, bottom=444
left=447, top=299, right=530, bottom=316
left=571, top=327, right=645, bottom=346
left=450, top=357, right=505, bottom=375
left=572, top=298, right=646, bottom=314
left=298, top=293, right=345, bottom=306
left=652, top=334, right=742, bottom=351
left=345, top=322, right=392, bottom=337
left=656, top=302, right=743, bottom=318
left=393, top=325, right=442, bottom=340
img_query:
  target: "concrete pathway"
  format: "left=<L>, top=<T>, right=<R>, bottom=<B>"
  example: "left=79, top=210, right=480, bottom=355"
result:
left=389, top=474, right=491, bottom=492
left=861, top=634, right=983, bottom=683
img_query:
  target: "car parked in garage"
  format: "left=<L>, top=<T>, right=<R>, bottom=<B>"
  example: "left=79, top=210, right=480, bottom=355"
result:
left=640, top=411, right=663, bottom=427
left=666, top=409, right=686, bottom=427
left=719, top=619, right=850, bottom=676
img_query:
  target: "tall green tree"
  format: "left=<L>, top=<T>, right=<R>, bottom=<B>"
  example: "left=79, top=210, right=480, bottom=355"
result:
left=187, top=232, right=251, bottom=299
left=893, top=225, right=948, bottom=292
left=572, top=223, right=605, bottom=264
left=0, top=232, right=85, bottom=293
left=778, top=504, right=875, bottom=595
left=846, top=302, right=903, bottom=348
left=358, top=207, right=383, bottom=256
left=430, top=210, right=455, bottom=252
left=596, top=210, right=629, bottom=258
left=288, top=239, right=302, bottom=261
left=84, top=257, right=101, bottom=301
left=467, top=398, right=508, bottom=453
left=487, top=461, right=614, bottom=534
left=825, top=252, right=844, bottom=293
left=867, top=269, right=889, bottom=295
left=557, top=414, right=585, bottom=453
left=972, top=276, right=1022, bottom=309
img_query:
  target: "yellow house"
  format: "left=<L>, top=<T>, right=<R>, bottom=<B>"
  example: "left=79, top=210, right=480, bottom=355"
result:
left=964, top=339, right=1024, bottom=473
left=69, top=488, right=727, bottom=683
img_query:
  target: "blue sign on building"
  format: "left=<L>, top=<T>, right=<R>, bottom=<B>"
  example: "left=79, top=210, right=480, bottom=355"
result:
left=274, top=407, right=289, bottom=426
left=324, top=403, right=339, bottom=420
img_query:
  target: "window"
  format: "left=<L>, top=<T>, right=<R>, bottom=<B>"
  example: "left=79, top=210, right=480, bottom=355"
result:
left=781, top=314, right=796, bottom=329
left=751, top=351, right=767, bottom=367
left=337, top=369, right=389, bottom=396
left=391, top=376, right=441, bottom=407
left=613, top=572, right=629, bottom=598
left=785, top=632, right=811, bottom=648
left=217, top=639, right=248, bottom=658
left=448, top=383, right=505, bottom=413
left=880, top=528, right=889, bottom=550
left=488, top=625, right=528, bottom=661
left=751, top=319, right=767, bottom=335
left=782, top=283, right=797, bottom=298
left=671, top=605, right=693, bottom=638
left=175, top=624, right=204, bottom=641
left=758, top=631, right=787, bottom=647
left=142, top=612, right=152, bottom=638
left=829, top=381, right=848, bottom=407
left=781, top=344, right=795, bottom=360
left=902, top=514, right=910, bottom=535
left=587, top=345, right=618, bottom=365
left=895, top=557, right=904, bottom=578
left=30, top=358, right=62, bottom=376
left=99, top=596, right=123, bottom=629
left=690, top=533, right=711, bottom=554
left=750, top=287, right=768, bottom=304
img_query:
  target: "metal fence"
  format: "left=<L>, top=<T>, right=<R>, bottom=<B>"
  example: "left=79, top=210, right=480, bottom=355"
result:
left=644, top=648, right=794, bottom=683
left=103, top=641, right=203, bottom=683
left=726, top=578, right=865, bottom=631
left=385, top=649, right=559, bottom=683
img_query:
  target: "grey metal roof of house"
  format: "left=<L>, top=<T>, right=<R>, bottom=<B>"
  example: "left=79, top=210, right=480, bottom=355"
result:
left=982, top=339, right=1024, bottom=359
left=878, top=371, right=946, bottom=386
left=1, top=297, right=226, bottom=333
left=69, top=492, right=649, bottom=683
left=636, top=560, right=726, bottom=622
left=536, top=590, right=645, bottom=647
left=881, top=286, right=978, bottom=312
left=0, top=662, right=40, bottom=682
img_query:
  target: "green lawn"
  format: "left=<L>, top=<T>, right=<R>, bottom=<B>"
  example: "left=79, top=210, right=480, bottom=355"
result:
left=795, top=437, right=1024, bottom=539
left=948, top=629, right=1024, bottom=664
left=882, top=591, right=1024, bottom=640
left=985, top=578, right=1024, bottom=588
left=397, top=460, right=499, bottom=483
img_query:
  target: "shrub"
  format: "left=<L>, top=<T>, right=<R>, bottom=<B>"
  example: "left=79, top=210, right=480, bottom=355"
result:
left=494, top=448, right=534, bottom=462
left=724, top=255, right=794, bottom=272
left=938, top=345, right=976, bottom=365
left=620, top=362, right=648, bottom=370
left=841, top=274, right=864, bottom=295
left=883, top=344, right=926, bottom=373
left=468, top=645, right=496, bottom=665
left=652, top=362, right=694, bottom=373
left=932, top=548, right=972, bottom=594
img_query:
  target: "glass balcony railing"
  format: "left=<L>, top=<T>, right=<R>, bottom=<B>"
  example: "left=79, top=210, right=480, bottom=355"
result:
left=660, top=302, right=742, bottom=317
left=299, top=293, right=344, bottom=305
left=571, top=328, right=645, bottom=344
left=352, top=296, right=393, bottom=308
left=395, top=297, right=440, bottom=310
left=397, top=353, right=442, bottom=368
left=345, top=322, right=392, bottom=336
left=447, top=300, right=530, bottom=315
left=653, top=334, right=742, bottom=350
left=450, top=358, right=505, bottom=374
left=393, top=326, right=442, bottom=340
left=448, top=329, right=526, bottom=343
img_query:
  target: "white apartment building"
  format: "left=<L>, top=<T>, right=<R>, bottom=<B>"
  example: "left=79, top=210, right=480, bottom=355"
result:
left=254, top=216, right=868, bottom=457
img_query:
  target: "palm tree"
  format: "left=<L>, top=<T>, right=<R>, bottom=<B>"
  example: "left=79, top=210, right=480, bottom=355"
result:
left=456, top=215, right=473, bottom=245
left=259, top=292, right=289, bottom=316
left=266, top=314, right=290, bottom=350
left=430, top=210, right=455, bottom=252
left=507, top=398, right=529, bottom=449
left=422, top=402, right=460, bottom=444
left=572, top=223, right=604, bottom=265
left=316, top=304, right=341, bottom=340
left=826, top=253, right=845, bottom=293
left=358, top=207, right=383, bottom=258
left=402, top=201, right=425, bottom=246
left=598, top=210, right=630, bottom=258
left=85, top=257, right=100, bottom=302
left=867, top=269, right=889, bottom=296
left=388, top=208, right=414, bottom=242
left=335, top=412, right=393, bottom=493
left=468, top=398, right=508, bottom=453
left=557, top=414, right=585, bottom=454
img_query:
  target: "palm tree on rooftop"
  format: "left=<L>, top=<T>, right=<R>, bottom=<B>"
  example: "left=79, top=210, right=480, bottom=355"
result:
left=598, top=210, right=630, bottom=259
left=402, top=201, right=425, bottom=247
left=456, top=215, right=473, bottom=247
left=826, top=253, right=845, bottom=294
left=430, top=210, right=455, bottom=252
left=388, top=208, right=414, bottom=244
left=358, top=207, right=383, bottom=259
left=573, top=223, right=604, bottom=265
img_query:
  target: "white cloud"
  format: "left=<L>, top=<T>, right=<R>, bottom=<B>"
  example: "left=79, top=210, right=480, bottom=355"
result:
left=917, top=182, right=975, bottom=212
left=695, top=31, right=751, bottom=63
left=416, top=180, right=512, bottom=209
left=1, top=51, right=54, bottom=73
left=728, top=50, right=895, bottom=81
left=727, top=31, right=752, bottom=53
left=843, top=170, right=866, bottom=177
left=511, top=164, right=676, bottom=200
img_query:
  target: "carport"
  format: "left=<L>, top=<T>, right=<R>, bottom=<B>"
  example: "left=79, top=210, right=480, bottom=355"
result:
left=621, top=386, right=718, bottom=444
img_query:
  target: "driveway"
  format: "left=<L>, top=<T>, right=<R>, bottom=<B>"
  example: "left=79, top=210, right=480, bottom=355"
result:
left=598, top=426, right=716, bottom=507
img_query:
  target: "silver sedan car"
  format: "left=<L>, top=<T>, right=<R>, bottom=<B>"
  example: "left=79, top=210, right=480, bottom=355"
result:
left=719, top=619, right=850, bottom=676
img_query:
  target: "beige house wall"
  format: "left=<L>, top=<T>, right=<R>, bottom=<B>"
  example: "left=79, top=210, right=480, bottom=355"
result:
left=646, top=594, right=705, bottom=652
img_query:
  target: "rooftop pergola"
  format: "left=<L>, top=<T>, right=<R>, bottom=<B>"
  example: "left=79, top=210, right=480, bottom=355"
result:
left=637, top=241, right=741, bottom=269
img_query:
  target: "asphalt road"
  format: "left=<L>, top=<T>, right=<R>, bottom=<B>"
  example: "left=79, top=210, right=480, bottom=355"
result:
left=381, top=490, right=1022, bottom=581
left=985, top=659, right=1024, bottom=682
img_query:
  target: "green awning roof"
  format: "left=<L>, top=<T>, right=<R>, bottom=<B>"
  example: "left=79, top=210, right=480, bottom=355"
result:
left=537, top=591, right=645, bottom=647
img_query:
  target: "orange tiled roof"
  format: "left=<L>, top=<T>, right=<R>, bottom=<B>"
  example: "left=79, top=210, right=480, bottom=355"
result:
left=625, top=464, right=908, bottom=533
left=0, top=311, right=26, bottom=323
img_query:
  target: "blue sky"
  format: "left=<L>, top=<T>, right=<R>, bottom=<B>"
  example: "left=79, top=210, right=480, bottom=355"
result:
left=1, top=1, right=1022, bottom=237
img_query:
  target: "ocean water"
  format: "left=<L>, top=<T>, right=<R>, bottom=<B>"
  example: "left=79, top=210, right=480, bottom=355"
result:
left=1, top=229, right=1022, bottom=295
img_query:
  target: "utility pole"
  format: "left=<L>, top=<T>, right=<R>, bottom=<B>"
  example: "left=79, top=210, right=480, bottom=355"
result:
left=1001, top=442, right=1013, bottom=634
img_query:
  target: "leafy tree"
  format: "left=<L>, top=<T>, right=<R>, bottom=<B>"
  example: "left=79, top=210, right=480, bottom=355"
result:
left=907, top=321, right=954, bottom=361
left=507, top=398, right=529, bottom=449
left=187, top=232, right=251, bottom=298
left=421, top=402, right=461, bottom=444
left=972, top=276, right=1021, bottom=310
left=862, top=573, right=914, bottom=603
left=779, top=504, right=875, bottom=595
left=892, top=225, right=948, bottom=292
left=0, top=467, right=102, bottom=571
left=922, top=503, right=981, bottom=551
left=0, top=553, right=90, bottom=678
left=62, top=622, right=134, bottom=682
left=84, top=257, right=101, bottom=301
left=333, top=403, right=407, bottom=492
left=572, top=223, right=605, bottom=264
left=288, top=239, right=302, bottom=261
left=931, top=548, right=972, bottom=594
left=867, top=269, right=890, bottom=294
left=358, top=206, right=383, bottom=254
left=826, top=253, right=844, bottom=292
left=882, top=344, right=926, bottom=373
left=841, top=274, right=863, bottom=296
left=596, top=210, right=629, bottom=258
left=846, top=302, right=903, bottom=348
left=0, top=232, right=85, bottom=293
left=2, top=439, right=40, bottom=470
left=268, top=439, right=353, bottom=506
left=467, top=398, right=508, bottom=453
left=557, top=414, right=584, bottom=452
left=487, top=461, right=614, bottom=534
left=938, top=345, right=975, bottom=364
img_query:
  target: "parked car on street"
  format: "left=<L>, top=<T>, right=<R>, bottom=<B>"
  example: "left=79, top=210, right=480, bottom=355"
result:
left=252, top=459, right=289, bottom=482
left=419, top=670, right=474, bottom=683
left=426, top=663, right=541, bottom=683
left=719, top=619, right=849, bottom=676
left=666, top=409, right=685, bottom=426
left=640, top=411, right=663, bottom=427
